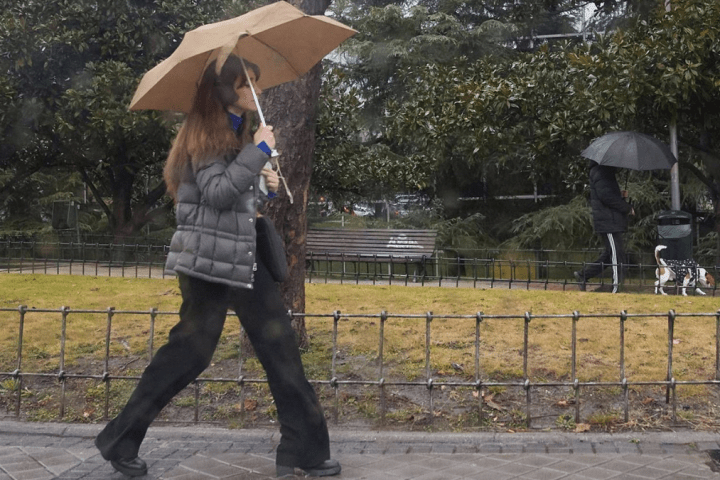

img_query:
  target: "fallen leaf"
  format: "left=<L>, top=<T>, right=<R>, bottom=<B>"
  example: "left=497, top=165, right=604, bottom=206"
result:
left=485, top=398, right=506, bottom=411
left=244, top=399, right=258, bottom=411
left=575, top=423, right=591, bottom=432
left=451, top=363, right=464, bottom=372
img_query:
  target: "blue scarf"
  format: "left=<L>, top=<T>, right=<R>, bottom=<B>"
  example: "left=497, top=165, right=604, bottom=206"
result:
left=228, top=112, right=243, bottom=132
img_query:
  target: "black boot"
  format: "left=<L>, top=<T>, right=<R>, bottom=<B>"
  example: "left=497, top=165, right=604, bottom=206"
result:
left=277, top=459, right=341, bottom=477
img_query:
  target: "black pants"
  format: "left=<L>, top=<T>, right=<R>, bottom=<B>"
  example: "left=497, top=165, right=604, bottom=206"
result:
left=580, top=232, right=625, bottom=293
left=95, top=260, right=330, bottom=469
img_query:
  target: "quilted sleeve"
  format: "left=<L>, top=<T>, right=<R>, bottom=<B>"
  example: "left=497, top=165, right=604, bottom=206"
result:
left=195, top=144, right=269, bottom=210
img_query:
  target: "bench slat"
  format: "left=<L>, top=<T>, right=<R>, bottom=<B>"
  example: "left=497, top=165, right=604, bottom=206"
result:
left=306, top=228, right=437, bottom=261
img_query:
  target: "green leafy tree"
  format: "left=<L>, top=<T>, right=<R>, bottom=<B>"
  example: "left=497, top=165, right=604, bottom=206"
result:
left=315, top=0, right=630, bottom=204
left=351, top=0, right=720, bottom=256
left=0, top=0, right=227, bottom=238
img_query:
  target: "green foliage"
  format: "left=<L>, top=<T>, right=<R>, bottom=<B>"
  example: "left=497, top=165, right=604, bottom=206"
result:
left=508, top=196, right=593, bottom=250
left=434, top=212, right=493, bottom=255
left=0, top=0, right=230, bottom=235
left=316, top=0, right=720, bottom=257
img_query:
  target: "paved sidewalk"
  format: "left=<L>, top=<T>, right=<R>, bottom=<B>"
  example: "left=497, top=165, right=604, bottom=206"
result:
left=1, top=421, right=719, bottom=479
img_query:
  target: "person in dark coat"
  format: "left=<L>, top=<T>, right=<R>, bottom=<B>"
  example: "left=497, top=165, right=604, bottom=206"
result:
left=94, top=54, right=340, bottom=478
left=574, top=160, right=634, bottom=293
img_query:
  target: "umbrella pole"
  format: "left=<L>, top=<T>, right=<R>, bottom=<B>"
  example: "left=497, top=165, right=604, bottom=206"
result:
left=240, top=59, right=267, bottom=127
left=240, top=58, right=293, bottom=204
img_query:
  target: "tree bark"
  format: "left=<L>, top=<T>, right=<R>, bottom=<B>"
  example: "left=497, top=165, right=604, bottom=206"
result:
left=263, top=0, right=331, bottom=348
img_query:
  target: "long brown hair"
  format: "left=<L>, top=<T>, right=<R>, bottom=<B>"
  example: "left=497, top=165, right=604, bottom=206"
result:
left=163, top=55, right=260, bottom=199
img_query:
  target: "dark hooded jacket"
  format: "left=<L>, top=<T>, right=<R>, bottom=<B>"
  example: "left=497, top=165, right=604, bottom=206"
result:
left=588, top=161, right=632, bottom=234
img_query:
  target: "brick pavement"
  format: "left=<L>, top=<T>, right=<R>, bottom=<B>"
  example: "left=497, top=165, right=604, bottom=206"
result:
left=1, top=421, right=719, bottom=479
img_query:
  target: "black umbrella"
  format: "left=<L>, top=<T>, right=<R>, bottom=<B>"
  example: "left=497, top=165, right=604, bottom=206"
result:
left=581, top=131, right=677, bottom=170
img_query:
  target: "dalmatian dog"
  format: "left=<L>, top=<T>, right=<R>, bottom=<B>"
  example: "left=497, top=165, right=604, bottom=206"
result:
left=654, top=245, right=715, bottom=296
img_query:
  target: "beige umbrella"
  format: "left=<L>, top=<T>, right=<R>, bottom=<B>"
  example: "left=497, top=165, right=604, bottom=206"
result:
left=129, top=1, right=356, bottom=113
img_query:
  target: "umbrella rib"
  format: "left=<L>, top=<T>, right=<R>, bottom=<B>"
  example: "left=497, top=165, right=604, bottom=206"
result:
left=248, top=37, right=303, bottom=80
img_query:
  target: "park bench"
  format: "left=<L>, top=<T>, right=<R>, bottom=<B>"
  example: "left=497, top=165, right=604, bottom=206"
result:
left=305, top=228, right=438, bottom=283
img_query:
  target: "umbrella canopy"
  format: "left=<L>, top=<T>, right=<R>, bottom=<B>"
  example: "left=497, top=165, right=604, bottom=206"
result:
left=129, top=1, right=356, bottom=112
left=580, top=131, right=677, bottom=170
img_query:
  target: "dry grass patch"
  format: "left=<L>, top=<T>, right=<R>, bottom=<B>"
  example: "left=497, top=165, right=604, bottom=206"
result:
left=304, top=284, right=719, bottom=386
left=1, top=274, right=719, bottom=429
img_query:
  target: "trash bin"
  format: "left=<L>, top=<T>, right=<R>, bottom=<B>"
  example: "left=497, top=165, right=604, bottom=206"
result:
left=657, top=210, right=693, bottom=261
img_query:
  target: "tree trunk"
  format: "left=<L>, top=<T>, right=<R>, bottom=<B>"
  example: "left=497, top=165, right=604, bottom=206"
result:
left=111, top=162, right=136, bottom=241
left=262, top=0, right=331, bottom=348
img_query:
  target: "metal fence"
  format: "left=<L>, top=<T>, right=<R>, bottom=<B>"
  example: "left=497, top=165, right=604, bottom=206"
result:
left=1, top=240, right=717, bottom=294
left=2, top=306, right=720, bottom=429
left=307, top=250, right=719, bottom=295
left=0, top=240, right=170, bottom=278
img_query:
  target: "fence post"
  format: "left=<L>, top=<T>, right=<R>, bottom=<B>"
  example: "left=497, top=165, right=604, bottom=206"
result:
left=666, top=310, right=677, bottom=424
left=716, top=309, right=720, bottom=381
left=572, top=311, right=579, bottom=423
left=308, top=253, right=314, bottom=283
left=59, top=306, right=69, bottom=419
left=324, top=254, right=330, bottom=284
left=524, top=311, right=531, bottom=427
left=331, top=310, right=340, bottom=425
left=355, top=255, right=360, bottom=285
left=19, top=240, right=24, bottom=274
left=237, top=310, right=246, bottom=423
left=148, top=308, right=157, bottom=362
left=379, top=311, right=387, bottom=425
left=490, top=259, right=496, bottom=289
left=526, top=260, right=531, bottom=290
left=472, top=257, right=478, bottom=289
left=14, top=305, right=27, bottom=417
left=340, top=253, right=345, bottom=284
left=194, top=379, right=200, bottom=422
left=620, top=310, right=628, bottom=422
left=103, top=307, right=115, bottom=419
left=425, top=311, right=434, bottom=424
left=475, top=312, right=483, bottom=423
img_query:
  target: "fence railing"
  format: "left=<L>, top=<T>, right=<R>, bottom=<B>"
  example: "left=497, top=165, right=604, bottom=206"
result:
left=1, top=240, right=717, bottom=294
left=2, top=306, right=720, bottom=429
left=0, top=240, right=171, bottom=279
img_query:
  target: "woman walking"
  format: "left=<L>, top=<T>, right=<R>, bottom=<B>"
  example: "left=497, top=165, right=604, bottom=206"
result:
left=95, top=54, right=340, bottom=478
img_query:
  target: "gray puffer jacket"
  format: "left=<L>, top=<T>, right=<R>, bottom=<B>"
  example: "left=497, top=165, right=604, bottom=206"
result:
left=165, top=143, right=270, bottom=289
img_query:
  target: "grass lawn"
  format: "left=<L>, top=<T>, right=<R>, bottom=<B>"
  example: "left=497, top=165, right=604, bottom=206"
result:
left=1, top=274, right=718, bottom=429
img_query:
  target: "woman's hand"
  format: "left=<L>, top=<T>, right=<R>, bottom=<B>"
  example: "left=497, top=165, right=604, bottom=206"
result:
left=261, top=167, right=279, bottom=193
left=254, top=125, right=276, bottom=150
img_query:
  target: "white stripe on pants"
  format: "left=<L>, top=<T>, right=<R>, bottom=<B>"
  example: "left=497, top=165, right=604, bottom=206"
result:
left=606, top=233, right=619, bottom=293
